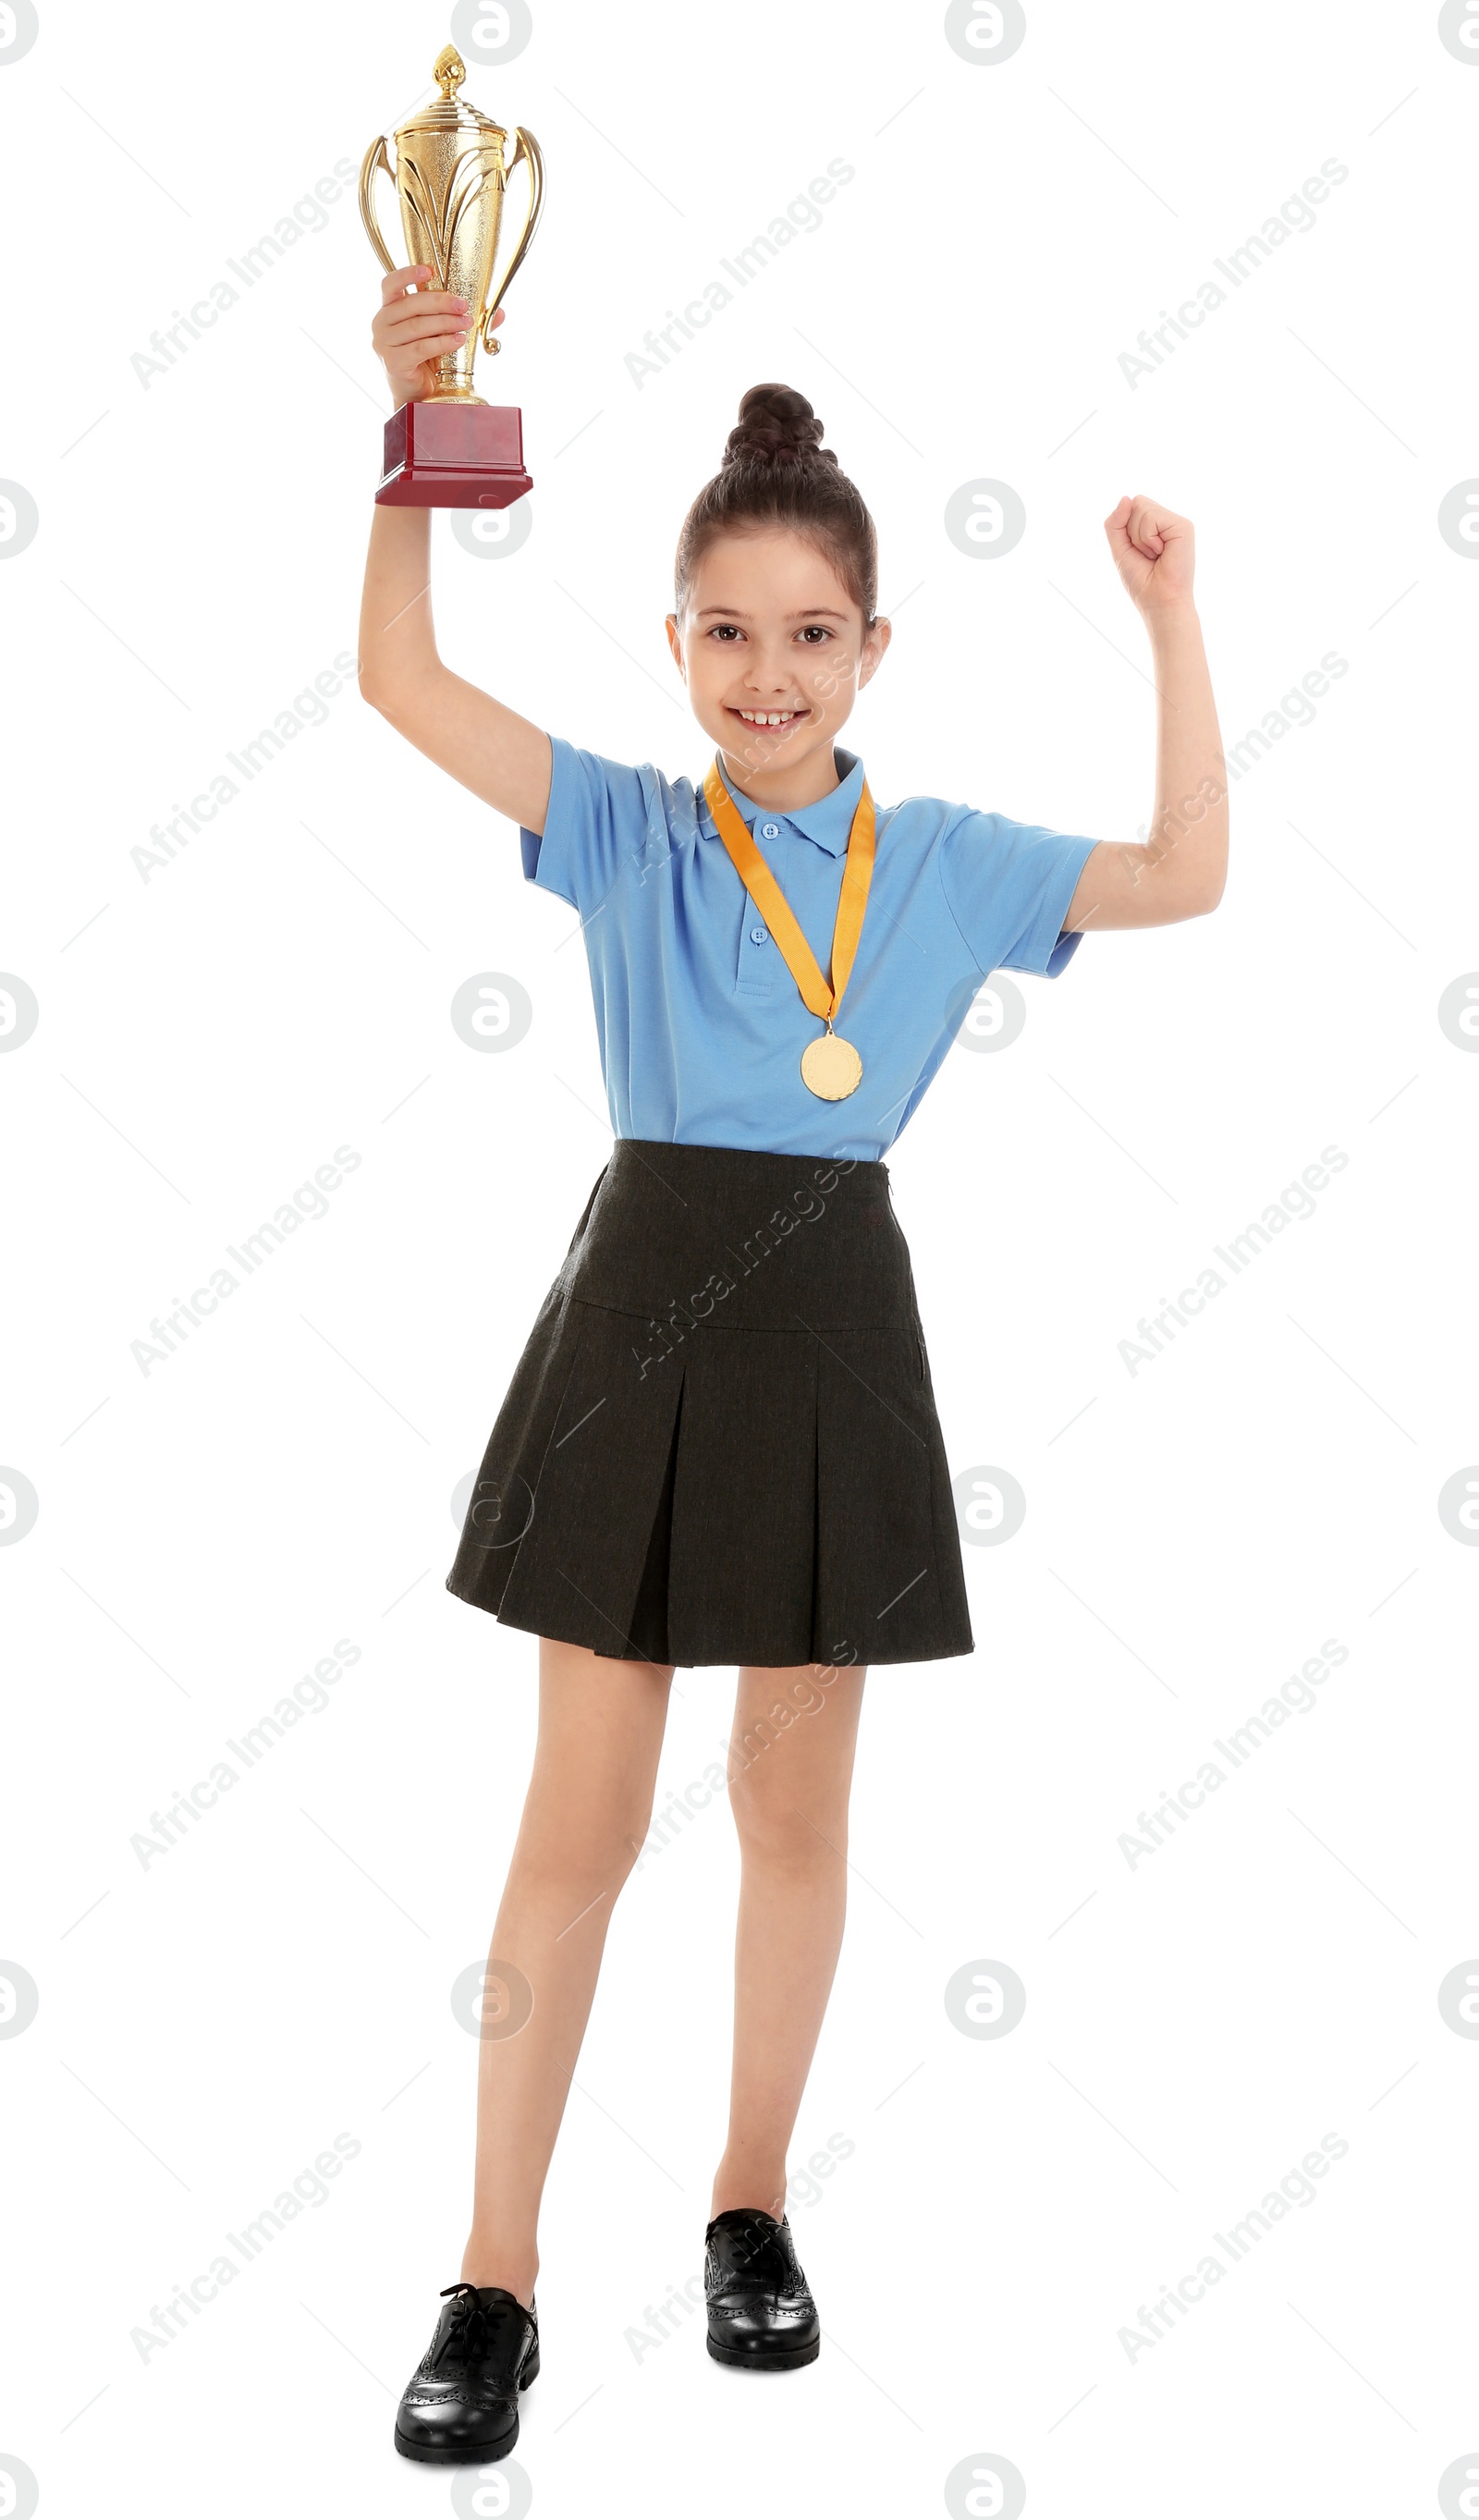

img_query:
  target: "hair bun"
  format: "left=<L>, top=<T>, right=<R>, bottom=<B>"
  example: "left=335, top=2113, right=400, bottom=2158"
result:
left=722, top=383, right=837, bottom=471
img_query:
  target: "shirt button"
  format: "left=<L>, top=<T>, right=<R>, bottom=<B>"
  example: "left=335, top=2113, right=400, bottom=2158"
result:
left=750, top=925, right=768, bottom=944
left=760, top=821, right=780, bottom=839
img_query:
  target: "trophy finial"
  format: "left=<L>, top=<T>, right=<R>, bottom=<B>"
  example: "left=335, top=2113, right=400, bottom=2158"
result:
left=433, top=44, right=466, bottom=100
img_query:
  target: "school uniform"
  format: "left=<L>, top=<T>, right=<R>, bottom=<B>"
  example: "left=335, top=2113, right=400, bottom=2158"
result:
left=446, top=740, right=1097, bottom=1669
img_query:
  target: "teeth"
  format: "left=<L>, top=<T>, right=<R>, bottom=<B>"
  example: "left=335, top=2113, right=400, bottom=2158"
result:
left=739, top=709, right=798, bottom=726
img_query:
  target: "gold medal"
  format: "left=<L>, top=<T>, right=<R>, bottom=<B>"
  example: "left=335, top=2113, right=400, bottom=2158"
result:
left=800, top=1023, right=863, bottom=1101
left=703, top=757, right=876, bottom=1104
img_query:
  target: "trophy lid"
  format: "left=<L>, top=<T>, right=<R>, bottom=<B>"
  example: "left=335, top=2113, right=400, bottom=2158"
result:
left=395, top=45, right=507, bottom=141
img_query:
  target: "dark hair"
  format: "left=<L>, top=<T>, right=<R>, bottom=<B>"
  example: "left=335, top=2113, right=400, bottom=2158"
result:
left=673, top=383, right=878, bottom=627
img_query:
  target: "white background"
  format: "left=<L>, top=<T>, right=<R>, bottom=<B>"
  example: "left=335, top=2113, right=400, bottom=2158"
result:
left=4, top=1, right=1478, bottom=2514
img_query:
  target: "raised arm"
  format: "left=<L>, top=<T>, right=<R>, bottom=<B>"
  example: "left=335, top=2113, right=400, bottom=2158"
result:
left=1061, top=495, right=1228, bottom=934
left=357, top=264, right=553, bottom=836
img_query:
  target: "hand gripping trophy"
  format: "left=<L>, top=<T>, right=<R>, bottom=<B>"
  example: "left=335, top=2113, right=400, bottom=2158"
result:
left=359, top=44, right=544, bottom=507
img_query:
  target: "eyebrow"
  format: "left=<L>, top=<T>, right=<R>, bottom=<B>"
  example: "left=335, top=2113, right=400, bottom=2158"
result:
left=693, top=606, right=849, bottom=620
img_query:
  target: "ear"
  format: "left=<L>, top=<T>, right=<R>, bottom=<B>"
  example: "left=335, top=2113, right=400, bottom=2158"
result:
left=857, top=615, right=892, bottom=691
left=665, top=612, right=686, bottom=679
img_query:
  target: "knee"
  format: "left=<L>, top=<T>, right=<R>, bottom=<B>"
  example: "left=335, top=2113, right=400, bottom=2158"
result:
left=514, top=1802, right=654, bottom=1908
left=727, top=1754, right=843, bottom=1867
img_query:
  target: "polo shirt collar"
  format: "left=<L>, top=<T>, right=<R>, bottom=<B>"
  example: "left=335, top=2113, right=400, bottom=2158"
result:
left=703, top=748, right=866, bottom=858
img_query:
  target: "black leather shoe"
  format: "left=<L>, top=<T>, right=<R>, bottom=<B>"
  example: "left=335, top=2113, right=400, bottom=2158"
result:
left=704, top=2207, right=820, bottom=2369
left=393, top=2280, right=540, bottom=2465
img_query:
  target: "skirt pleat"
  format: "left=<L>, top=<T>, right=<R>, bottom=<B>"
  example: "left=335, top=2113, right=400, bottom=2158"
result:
left=813, top=1327, right=950, bottom=1666
left=446, top=1140, right=975, bottom=1669
left=468, top=1297, right=688, bottom=1660
left=665, top=1326, right=820, bottom=1666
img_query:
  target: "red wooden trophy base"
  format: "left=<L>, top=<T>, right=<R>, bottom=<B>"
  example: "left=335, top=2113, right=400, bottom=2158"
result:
left=375, top=401, right=533, bottom=508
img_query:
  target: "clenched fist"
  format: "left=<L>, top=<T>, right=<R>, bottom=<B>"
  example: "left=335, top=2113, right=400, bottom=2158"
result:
left=370, top=263, right=505, bottom=409
left=1105, top=495, right=1196, bottom=618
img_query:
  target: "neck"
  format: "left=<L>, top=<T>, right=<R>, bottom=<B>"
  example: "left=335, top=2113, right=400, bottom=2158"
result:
left=717, top=740, right=843, bottom=813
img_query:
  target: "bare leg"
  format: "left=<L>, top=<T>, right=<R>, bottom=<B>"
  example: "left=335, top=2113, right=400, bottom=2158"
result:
left=711, top=1660, right=867, bottom=2220
left=460, top=1637, right=675, bottom=2303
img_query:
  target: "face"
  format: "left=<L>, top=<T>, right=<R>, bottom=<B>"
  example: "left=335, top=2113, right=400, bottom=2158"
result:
left=666, top=527, right=890, bottom=801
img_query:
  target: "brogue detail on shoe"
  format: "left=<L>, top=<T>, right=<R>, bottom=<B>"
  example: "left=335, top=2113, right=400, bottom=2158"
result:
left=393, top=2281, right=539, bottom=2465
left=703, top=2208, right=820, bottom=2371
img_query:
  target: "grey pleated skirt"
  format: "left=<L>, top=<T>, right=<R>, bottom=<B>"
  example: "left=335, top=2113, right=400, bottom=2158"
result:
left=446, top=1138, right=974, bottom=1669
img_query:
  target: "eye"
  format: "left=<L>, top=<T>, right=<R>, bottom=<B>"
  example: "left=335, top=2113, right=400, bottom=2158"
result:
left=797, top=626, right=833, bottom=643
left=707, top=623, right=743, bottom=642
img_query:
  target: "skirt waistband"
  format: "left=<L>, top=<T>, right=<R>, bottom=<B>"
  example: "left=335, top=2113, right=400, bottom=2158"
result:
left=556, top=1137, right=920, bottom=1334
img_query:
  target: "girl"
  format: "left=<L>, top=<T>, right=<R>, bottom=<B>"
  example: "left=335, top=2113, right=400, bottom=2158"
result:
left=359, top=266, right=1228, bottom=2467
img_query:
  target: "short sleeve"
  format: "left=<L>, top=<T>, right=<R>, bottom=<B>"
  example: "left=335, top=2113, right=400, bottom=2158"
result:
left=938, top=810, right=1100, bottom=979
left=519, top=735, right=650, bottom=917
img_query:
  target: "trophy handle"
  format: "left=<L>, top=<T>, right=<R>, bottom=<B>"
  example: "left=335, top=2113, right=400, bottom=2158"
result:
left=358, top=132, right=398, bottom=275
left=480, top=127, right=544, bottom=354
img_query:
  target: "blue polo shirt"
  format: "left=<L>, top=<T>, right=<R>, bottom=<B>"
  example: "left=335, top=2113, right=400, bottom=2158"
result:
left=520, top=738, right=1097, bottom=1160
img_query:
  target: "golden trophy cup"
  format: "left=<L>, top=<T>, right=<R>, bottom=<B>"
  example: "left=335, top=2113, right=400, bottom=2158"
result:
left=360, top=43, right=544, bottom=507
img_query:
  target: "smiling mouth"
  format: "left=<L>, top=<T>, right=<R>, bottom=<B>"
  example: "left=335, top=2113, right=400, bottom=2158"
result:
left=727, top=706, right=809, bottom=730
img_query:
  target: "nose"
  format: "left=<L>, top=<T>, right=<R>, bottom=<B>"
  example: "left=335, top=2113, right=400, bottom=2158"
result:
left=740, top=645, right=798, bottom=695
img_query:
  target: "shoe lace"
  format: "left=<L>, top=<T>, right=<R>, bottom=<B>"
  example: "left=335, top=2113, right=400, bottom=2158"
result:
left=721, top=2220, right=794, bottom=2289
left=431, top=2280, right=505, bottom=2367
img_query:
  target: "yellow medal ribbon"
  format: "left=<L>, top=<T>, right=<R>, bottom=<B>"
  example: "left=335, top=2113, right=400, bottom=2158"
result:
left=703, top=756, right=875, bottom=1101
